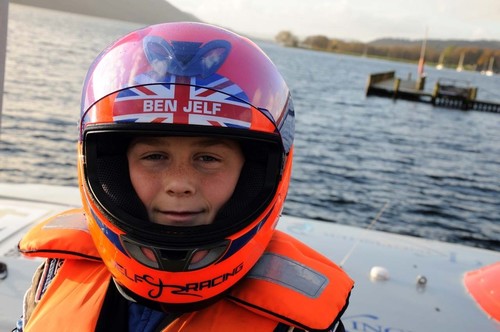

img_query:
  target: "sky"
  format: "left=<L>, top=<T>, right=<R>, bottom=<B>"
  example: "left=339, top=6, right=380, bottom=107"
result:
left=166, top=0, right=500, bottom=42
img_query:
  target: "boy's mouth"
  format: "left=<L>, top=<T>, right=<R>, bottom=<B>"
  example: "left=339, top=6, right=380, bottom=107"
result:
left=153, top=209, right=205, bottom=226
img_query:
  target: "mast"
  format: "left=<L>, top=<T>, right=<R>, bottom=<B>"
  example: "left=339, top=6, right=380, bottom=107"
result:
left=486, top=57, right=494, bottom=76
left=457, top=52, right=465, bottom=72
left=417, top=27, right=428, bottom=78
left=436, top=52, right=445, bottom=70
left=0, top=0, right=9, bottom=134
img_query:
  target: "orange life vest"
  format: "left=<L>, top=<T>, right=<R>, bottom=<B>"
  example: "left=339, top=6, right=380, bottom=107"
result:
left=19, top=209, right=353, bottom=331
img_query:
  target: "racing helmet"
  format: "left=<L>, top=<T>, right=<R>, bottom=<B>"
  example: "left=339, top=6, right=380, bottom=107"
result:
left=78, top=22, right=295, bottom=311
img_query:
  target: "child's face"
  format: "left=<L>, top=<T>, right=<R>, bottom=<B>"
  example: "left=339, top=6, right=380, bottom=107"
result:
left=127, top=136, right=245, bottom=226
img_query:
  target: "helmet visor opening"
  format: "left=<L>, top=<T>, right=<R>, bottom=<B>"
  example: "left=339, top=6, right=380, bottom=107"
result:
left=83, top=124, right=284, bottom=246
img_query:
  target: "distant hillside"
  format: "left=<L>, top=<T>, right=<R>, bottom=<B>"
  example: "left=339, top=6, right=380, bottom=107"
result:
left=278, top=31, right=500, bottom=72
left=10, top=0, right=200, bottom=25
left=369, top=38, right=500, bottom=51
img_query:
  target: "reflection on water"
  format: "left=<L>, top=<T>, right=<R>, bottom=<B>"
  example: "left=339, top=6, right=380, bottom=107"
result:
left=1, top=4, right=499, bottom=250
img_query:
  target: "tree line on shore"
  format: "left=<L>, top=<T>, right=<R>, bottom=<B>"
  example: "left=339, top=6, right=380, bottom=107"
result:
left=275, top=31, right=499, bottom=73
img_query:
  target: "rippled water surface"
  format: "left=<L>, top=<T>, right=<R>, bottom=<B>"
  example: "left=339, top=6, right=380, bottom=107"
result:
left=2, top=4, right=499, bottom=251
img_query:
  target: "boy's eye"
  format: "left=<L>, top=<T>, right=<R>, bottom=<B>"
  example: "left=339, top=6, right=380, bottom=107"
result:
left=143, top=153, right=166, bottom=160
left=198, top=155, right=220, bottom=162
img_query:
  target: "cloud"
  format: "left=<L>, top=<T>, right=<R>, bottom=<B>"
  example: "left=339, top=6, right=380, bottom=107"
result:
left=166, top=0, right=500, bottom=41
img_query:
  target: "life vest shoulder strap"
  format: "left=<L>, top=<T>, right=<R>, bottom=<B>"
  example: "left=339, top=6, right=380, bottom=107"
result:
left=18, top=208, right=101, bottom=261
left=228, top=230, right=353, bottom=331
left=24, top=258, right=112, bottom=331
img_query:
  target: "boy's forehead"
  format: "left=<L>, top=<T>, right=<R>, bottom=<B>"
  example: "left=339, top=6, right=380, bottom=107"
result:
left=130, top=136, right=239, bottom=147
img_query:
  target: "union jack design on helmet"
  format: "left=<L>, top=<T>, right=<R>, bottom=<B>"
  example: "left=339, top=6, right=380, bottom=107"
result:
left=112, top=75, right=252, bottom=128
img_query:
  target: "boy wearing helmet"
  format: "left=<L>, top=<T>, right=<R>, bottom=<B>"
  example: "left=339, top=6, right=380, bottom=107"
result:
left=16, top=23, right=353, bottom=331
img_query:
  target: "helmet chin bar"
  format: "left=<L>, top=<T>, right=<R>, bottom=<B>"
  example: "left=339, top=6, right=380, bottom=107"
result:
left=121, top=234, right=230, bottom=272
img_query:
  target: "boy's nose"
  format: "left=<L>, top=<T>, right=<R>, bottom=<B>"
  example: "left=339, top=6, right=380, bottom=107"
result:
left=163, top=164, right=196, bottom=196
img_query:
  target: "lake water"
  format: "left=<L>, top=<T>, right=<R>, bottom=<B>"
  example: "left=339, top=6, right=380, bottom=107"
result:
left=1, top=4, right=499, bottom=251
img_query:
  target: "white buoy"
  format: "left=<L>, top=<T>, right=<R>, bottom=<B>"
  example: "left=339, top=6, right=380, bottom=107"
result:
left=370, top=266, right=390, bottom=281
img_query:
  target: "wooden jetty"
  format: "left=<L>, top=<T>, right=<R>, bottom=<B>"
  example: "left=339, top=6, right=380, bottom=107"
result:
left=366, top=71, right=500, bottom=113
